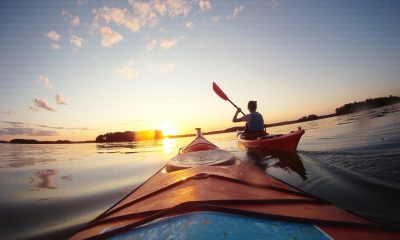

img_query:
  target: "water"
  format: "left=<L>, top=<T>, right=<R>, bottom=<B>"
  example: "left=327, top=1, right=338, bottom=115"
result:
left=0, top=104, right=399, bottom=239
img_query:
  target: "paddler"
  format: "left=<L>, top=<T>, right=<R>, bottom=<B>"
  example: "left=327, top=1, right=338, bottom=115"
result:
left=232, top=100, right=266, bottom=138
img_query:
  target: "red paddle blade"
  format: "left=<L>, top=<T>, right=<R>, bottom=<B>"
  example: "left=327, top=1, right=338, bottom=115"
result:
left=212, top=82, right=229, bottom=101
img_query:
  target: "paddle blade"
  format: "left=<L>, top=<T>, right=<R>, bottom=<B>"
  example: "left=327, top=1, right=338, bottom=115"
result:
left=212, top=82, right=229, bottom=101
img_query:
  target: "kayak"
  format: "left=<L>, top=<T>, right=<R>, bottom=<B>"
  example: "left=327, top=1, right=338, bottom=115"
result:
left=71, top=129, right=400, bottom=240
left=238, top=127, right=305, bottom=152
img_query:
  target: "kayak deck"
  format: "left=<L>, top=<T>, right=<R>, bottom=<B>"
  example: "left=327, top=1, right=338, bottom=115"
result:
left=70, top=158, right=399, bottom=240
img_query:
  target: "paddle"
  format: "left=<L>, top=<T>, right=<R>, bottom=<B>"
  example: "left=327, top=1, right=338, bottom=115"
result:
left=212, top=82, right=245, bottom=116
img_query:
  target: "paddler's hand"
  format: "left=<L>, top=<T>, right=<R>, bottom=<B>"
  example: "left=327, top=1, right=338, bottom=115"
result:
left=236, top=108, right=241, bottom=113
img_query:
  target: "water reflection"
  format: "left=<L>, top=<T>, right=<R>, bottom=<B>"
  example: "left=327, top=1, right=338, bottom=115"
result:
left=29, top=169, right=58, bottom=190
left=162, top=138, right=176, bottom=154
left=246, top=149, right=308, bottom=181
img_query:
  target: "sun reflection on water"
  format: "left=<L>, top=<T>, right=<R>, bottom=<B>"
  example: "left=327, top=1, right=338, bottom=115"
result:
left=162, top=138, right=176, bottom=154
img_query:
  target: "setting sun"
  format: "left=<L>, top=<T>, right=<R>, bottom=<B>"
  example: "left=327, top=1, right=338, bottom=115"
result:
left=159, top=124, right=177, bottom=137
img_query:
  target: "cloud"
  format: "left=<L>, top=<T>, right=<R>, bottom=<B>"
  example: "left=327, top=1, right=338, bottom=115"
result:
left=62, top=10, right=80, bottom=27
left=130, top=0, right=159, bottom=27
left=70, top=35, right=84, bottom=50
left=47, top=31, right=61, bottom=42
left=185, top=21, right=194, bottom=29
left=92, top=7, right=141, bottom=33
left=198, top=0, right=212, bottom=11
left=31, top=97, right=55, bottom=112
left=38, top=75, right=52, bottom=88
left=50, top=43, right=61, bottom=49
left=117, top=61, right=139, bottom=79
left=100, top=26, right=123, bottom=47
left=146, top=37, right=180, bottom=50
left=47, top=31, right=61, bottom=49
left=55, top=93, right=67, bottom=105
left=159, top=38, right=179, bottom=49
left=211, top=16, right=219, bottom=23
left=71, top=16, right=80, bottom=26
left=146, top=39, right=158, bottom=50
left=3, top=121, right=24, bottom=126
left=227, top=5, right=244, bottom=20
left=161, top=0, right=191, bottom=17
left=92, top=0, right=191, bottom=35
left=0, top=128, right=58, bottom=136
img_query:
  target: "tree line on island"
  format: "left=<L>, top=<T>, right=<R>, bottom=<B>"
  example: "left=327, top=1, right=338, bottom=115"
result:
left=95, top=130, right=163, bottom=143
left=335, top=95, right=400, bottom=115
left=2, top=95, right=399, bottom=144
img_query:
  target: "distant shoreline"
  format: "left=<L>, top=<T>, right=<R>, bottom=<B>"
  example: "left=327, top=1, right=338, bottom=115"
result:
left=2, top=96, right=398, bottom=144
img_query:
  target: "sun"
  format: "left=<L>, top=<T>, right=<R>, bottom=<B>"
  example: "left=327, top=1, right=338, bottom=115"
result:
left=159, top=123, right=177, bottom=137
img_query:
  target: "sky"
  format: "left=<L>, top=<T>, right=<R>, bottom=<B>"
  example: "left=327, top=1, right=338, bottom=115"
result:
left=0, top=0, right=399, bottom=141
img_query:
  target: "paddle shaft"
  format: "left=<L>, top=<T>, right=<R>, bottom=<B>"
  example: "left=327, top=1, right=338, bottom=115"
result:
left=228, top=99, right=246, bottom=116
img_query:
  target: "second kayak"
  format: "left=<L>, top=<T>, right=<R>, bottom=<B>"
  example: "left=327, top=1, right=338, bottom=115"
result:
left=238, top=127, right=305, bottom=152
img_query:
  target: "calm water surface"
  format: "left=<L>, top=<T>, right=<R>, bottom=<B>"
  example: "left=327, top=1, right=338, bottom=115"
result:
left=1, top=104, right=399, bottom=239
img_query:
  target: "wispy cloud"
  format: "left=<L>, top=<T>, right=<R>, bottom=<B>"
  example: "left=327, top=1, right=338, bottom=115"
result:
left=62, top=10, right=80, bottom=27
left=38, top=74, right=52, bottom=88
left=50, top=43, right=60, bottom=50
left=70, top=35, right=84, bottom=50
left=30, top=97, right=56, bottom=112
left=29, top=106, right=39, bottom=112
left=117, top=61, right=139, bottom=79
left=0, top=128, right=58, bottom=136
left=3, top=121, right=94, bottom=131
left=146, top=39, right=158, bottom=50
left=198, top=0, right=212, bottom=12
left=0, top=110, right=17, bottom=115
left=55, top=93, right=67, bottom=105
left=185, top=21, right=194, bottom=29
left=100, top=26, right=123, bottom=47
left=159, top=38, right=179, bottom=49
left=47, top=31, right=61, bottom=49
left=227, top=5, right=244, bottom=20
left=211, top=16, right=219, bottom=23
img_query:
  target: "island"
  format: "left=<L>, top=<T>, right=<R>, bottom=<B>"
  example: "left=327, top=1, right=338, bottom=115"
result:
left=335, top=95, right=400, bottom=115
left=9, top=139, right=72, bottom=144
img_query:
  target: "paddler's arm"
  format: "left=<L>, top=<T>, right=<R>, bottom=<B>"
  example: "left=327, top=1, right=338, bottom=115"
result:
left=232, top=108, right=248, bottom=122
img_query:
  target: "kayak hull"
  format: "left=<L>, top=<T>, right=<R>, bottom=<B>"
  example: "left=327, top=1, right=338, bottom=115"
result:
left=71, top=132, right=400, bottom=240
left=238, top=129, right=305, bottom=152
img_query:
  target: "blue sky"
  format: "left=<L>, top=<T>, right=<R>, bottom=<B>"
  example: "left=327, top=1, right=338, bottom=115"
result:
left=0, top=0, right=399, bottom=141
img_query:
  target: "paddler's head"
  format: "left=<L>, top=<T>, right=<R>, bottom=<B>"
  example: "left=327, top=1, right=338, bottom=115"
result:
left=248, top=101, right=257, bottom=113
